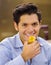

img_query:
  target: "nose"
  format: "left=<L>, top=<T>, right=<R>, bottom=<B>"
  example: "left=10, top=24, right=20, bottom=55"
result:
left=27, top=25, right=34, bottom=34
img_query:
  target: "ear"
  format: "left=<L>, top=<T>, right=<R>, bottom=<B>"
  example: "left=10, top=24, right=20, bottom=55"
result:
left=13, top=22, right=18, bottom=31
left=39, top=20, right=42, bottom=28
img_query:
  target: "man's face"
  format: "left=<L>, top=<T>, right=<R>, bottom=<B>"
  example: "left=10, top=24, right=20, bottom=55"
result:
left=14, top=14, right=41, bottom=43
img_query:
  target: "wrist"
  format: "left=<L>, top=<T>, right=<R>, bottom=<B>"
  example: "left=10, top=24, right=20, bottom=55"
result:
left=21, top=53, right=28, bottom=62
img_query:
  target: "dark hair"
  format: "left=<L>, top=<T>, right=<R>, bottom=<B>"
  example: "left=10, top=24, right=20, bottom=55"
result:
left=13, top=3, right=42, bottom=24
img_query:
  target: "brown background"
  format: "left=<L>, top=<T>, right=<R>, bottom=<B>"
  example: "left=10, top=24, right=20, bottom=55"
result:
left=0, top=0, right=51, bottom=41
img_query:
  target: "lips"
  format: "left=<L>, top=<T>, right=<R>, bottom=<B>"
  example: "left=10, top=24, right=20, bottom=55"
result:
left=25, top=32, right=35, bottom=36
left=24, top=33, right=36, bottom=39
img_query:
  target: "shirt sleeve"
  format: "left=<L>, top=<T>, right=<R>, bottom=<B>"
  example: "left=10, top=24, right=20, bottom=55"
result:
left=0, top=44, right=26, bottom=65
left=5, top=55, right=26, bottom=65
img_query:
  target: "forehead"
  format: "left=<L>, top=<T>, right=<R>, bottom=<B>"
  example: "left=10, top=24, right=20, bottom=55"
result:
left=20, top=14, right=39, bottom=23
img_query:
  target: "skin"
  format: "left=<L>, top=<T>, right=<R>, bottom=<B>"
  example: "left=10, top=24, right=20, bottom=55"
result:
left=14, top=13, right=41, bottom=61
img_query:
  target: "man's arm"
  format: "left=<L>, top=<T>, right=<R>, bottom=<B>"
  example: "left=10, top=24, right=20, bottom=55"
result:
left=5, top=55, right=25, bottom=65
left=0, top=44, right=25, bottom=65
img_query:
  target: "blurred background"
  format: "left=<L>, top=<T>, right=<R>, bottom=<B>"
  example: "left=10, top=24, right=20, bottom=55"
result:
left=0, top=0, right=51, bottom=41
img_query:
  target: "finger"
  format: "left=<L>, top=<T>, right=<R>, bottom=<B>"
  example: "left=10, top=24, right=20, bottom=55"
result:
left=31, top=41, right=38, bottom=46
left=35, top=43, right=40, bottom=48
left=35, top=46, right=40, bottom=51
left=31, top=41, right=40, bottom=48
left=24, top=41, right=28, bottom=45
left=32, top=43, right=40, bottom=51
left=35, top=49, right=40, bottom=55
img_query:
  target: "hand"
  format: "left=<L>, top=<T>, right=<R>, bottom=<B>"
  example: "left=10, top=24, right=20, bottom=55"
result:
left=21, top=41, right=40, bottom=62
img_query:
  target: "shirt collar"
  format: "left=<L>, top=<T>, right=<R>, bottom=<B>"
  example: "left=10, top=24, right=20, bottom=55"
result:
left=15, top=33, right=23, bottom=48
left=37, top=37, right=44, bottom=47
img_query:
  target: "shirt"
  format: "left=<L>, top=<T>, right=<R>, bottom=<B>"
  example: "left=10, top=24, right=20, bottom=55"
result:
left=0, top=33, right=51, bottom=65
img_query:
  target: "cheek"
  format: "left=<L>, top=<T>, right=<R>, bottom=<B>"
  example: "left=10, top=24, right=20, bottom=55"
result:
left=35, top=26, right=40, bottom=33
left=19, top=28, right=25, bottom=35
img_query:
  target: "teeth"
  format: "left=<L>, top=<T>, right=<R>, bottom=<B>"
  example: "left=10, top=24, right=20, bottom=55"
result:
left=26, top=34, right=30, bottom=36
left=26, top=33, right=34, bottom=37
left=25, top=32, right=35, bottom=37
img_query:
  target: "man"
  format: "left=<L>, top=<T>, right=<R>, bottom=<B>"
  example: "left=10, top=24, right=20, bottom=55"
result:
left=0, top=3, right=51, bottom=65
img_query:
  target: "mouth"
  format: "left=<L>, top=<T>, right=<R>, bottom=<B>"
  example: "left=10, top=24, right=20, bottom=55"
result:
left=25, top=33, right=35, bottom=38
left=24, top=34, right=36, bottom=42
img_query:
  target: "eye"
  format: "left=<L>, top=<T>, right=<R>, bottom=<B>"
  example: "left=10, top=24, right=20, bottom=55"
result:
left=32, top=22, right=38, bottom=26
left=22, top=23, right=27, bottom=27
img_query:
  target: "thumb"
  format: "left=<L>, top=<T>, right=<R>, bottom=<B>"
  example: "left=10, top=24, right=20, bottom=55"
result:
left=24, top=41, right=28, bottom=45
